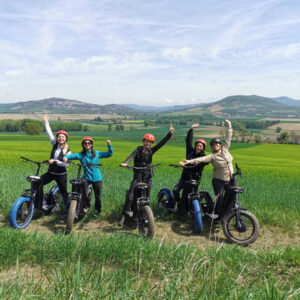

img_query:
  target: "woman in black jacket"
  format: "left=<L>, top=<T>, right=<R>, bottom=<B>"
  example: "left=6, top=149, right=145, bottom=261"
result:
left=173, top=123, right=208, bottom=211
left=118, top=124, right=174, bottom=226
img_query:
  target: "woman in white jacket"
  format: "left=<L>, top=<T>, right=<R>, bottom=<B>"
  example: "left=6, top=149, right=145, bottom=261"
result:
left=41, top=115, right=71, bottom=217
left=180, top=120, right=233, bottom=220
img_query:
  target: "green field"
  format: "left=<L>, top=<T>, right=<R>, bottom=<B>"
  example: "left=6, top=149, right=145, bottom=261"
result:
left=0, top=131, right=299, bottom=299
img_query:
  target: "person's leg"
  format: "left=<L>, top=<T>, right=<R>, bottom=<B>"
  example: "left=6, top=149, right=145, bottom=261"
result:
left=211, top=178, right=227, bottom=217
left=54, top=174, right=69, bottom=212
left=119, top=179, right=137, bottom=226
left=173, top=179, right=185, bottom=203
left=92, top=181, right=102, bottom=213
left=40, top=172, right=54, bottom=209
left=122, top=179, right=137, bottom=215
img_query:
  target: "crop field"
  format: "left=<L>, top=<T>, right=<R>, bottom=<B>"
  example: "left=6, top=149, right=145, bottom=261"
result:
left=0, top=130, right=299, bottom=299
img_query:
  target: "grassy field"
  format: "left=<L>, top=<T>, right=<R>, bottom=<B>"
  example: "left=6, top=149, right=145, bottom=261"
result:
left=0, top=130, right=299, bottom=299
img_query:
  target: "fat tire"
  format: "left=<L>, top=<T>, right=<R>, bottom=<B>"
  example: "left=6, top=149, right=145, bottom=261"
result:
left=222, top=210, right=260, bottom=245
left=199, top=191, right=214, bottom=214
left=192, top=199, right=203, bottom=233
left=138, top=206, right=155, bottom=239
left=65, top=199, right=77, bottom=234
left=157, top=188, right=174, bottom=213
left=9, top=197, right=34, bottom=229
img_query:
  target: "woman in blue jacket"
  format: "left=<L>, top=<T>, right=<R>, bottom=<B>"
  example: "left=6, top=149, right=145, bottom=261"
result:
left=63, top=136, right=113, bottom=215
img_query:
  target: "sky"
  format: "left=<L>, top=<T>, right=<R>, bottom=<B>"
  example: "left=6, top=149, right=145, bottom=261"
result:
left=0, top=0, right=300, bottom=106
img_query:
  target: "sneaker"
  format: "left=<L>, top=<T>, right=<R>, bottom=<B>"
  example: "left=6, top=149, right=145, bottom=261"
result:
left=124, top=210, right=133, bottom=218
left=118, top=214, right=126, bottom=227
left=42, top=200, right=49, bottom=211
left=83, top=207, right=90, bottom=214
left=207, top=213, right=219, bottom=220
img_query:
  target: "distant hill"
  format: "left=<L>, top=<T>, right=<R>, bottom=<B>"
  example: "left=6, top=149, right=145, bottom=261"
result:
left=0, top=97, right=137, bottom=115
left=177, top=95, right=300, bottom=118
left=272, top=97, right=300, bottom=107
left=1, top=95, right=300, bottom=118
left=124, top=103, right=203, bottom=112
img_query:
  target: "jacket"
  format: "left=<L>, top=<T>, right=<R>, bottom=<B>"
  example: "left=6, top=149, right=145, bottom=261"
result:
left=181, top=128, right=208, bottom=182
left=65, top=145, right=113, bottom=182
left=124, top=132, right=172, bottom=179
left=187, top=125, right=233, bottom=181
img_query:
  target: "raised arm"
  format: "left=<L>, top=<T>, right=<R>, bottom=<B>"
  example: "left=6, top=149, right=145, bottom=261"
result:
left=99, top=140, right=113, bottom=158
left=186, top=123, right=199, bottom=157
left=43, top=115, right=56, bottom=146
left=152, top=124, right=174, bottom=154
left=223, top=120, right=232, bottom=150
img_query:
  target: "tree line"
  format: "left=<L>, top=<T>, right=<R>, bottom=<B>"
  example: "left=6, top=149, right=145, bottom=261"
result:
left=0, top=119, right=87, bottom=135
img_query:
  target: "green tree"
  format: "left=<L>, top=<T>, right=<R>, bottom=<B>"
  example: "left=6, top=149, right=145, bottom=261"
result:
left=24, top=121, right=42, bottom=135
left=276, top=127, right=281, bottom=133
left=108, top=124, right=112, bottom=131
left=254, top=135, right=262, bottom=144
left=277, top=132, right=289, bottom=144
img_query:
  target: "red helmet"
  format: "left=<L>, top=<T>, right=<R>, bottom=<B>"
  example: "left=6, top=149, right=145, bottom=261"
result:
left=56, top=130, right=69, bottom=139
left=195, top=139, right=207, bottom=150
left=143, top=133, right=155, bottom=143
left=81, top=136, right=94, bottom=145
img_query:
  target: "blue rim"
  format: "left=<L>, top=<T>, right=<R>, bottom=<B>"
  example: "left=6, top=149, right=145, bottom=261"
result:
left=9, top=197, right=34, bottom=229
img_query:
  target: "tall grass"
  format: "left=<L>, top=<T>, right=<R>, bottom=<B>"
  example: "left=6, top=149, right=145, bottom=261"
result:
left=0, top=228, right=299, bottom=299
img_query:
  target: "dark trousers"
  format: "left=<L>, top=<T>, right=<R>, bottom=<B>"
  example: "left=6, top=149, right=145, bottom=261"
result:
left=88, top=181, right=102, bottom=213
left=122, top=177, right=152, bottom=214
left=41, top=172, right=69, bottom=209
left=212, top=178, right=229, bottom=216
left=173, top=178, right=190, bottom=211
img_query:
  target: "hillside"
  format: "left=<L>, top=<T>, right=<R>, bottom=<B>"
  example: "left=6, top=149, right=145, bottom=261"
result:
left=0, top=97, right=137, bottom=115
left=176, top=95, right=300, bottom=118
left=273, top=96, right=300, bottom=106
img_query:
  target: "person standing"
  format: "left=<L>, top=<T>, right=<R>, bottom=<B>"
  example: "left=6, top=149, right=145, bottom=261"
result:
left=173, top=123, right=208, bottom=211
left=41, top=115, right=71, bottom=218
left=63, top=137, right=113, bottom=216
left=180, top=120, right=233, bottom=220
left=118, top=124, right=174, bottom=226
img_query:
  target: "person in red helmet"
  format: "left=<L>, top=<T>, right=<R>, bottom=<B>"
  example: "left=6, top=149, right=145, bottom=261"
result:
left=63, top=136, right=113, bottom=216
left=118, top=124, right=175, bottom=226
left=41, top=115, right=71, bottom=217
left=173, top=123, right=208, bottom=211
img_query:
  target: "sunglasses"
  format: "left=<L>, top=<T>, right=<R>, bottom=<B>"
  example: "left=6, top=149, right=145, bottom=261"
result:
left=84, top=141, right=92, bottom=145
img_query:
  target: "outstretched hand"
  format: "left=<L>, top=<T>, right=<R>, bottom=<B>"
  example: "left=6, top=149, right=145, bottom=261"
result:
left=169, top=123, right=175, bottom=134
left=191, top=123, right=199, bottom=129
left=63, top=157, right=68, bottom=162
left=180, top=160, right=188, bottom=166
left=120, top=163, right=128, bottom=168
left=42, top=114, right=49, bottom=122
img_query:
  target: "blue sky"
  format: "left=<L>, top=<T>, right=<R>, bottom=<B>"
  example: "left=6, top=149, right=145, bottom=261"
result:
left=0, top=0, right=300, bottom=105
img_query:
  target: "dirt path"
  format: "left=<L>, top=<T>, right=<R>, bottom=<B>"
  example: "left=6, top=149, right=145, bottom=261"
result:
left=1, top=213, right=298, bottom=250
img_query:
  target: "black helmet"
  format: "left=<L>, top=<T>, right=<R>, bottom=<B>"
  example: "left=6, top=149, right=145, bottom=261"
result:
left=210, top=138, right=222, bottom=147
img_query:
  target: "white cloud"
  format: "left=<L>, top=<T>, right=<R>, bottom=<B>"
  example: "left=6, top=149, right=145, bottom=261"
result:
left=162, top=47, right=193, bottom=62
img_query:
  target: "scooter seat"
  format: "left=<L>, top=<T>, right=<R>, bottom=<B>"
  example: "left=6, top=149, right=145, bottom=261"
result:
left=229, top=186, right=244, bottom=193
left=26, top=176, right=41, bottom=182
left=136, top=183, right=148, bottom=189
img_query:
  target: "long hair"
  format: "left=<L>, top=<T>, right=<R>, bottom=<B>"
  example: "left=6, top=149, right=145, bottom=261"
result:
left=82, top=145, right=96, bottom=158
left=62, top=143, right=69, bottom=155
